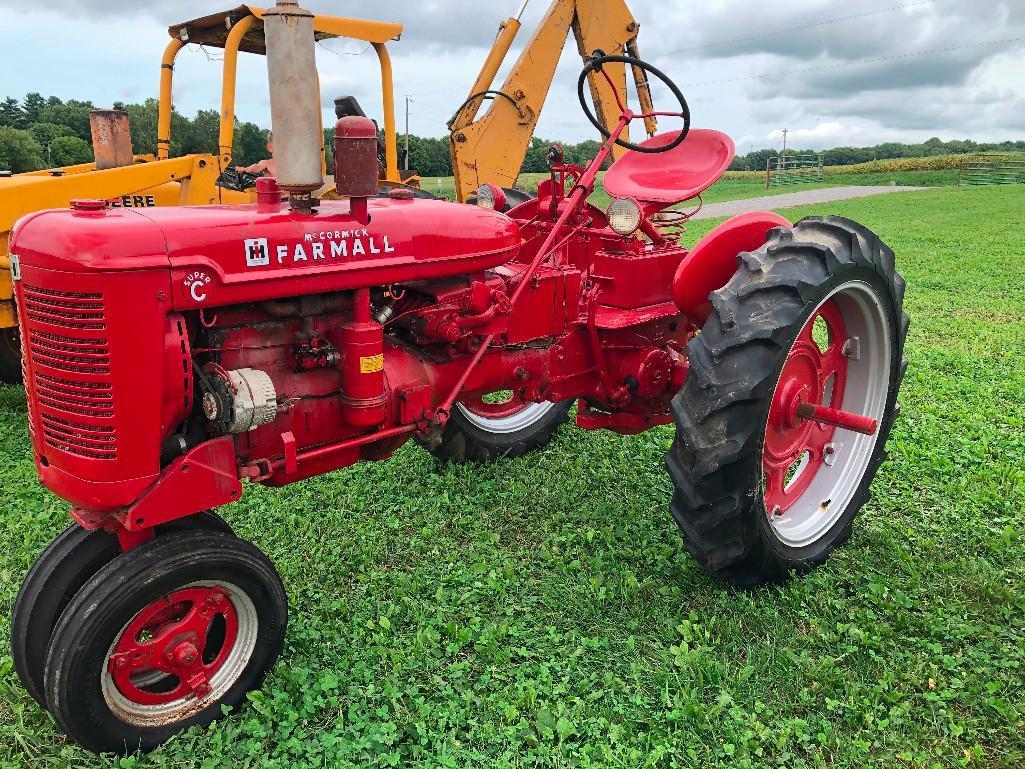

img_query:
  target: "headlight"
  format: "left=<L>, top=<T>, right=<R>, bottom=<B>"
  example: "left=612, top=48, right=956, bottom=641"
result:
left=607, top=197, right=642, bottom=236
left=475, top=183, right=506, bottom=212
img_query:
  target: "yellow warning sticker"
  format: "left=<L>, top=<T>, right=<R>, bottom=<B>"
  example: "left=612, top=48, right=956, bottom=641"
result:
left=360, top=354, right=384, bottom=374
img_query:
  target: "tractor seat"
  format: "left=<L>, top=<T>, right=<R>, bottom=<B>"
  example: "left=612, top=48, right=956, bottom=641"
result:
left=603, top=129, right=736, bottom=206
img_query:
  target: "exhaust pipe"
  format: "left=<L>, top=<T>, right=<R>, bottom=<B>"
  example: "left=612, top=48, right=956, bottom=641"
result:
left=264, top=0, right=323, bottom=213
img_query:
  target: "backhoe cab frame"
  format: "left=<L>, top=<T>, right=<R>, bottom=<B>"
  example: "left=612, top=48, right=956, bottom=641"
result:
left=161, top=5, right=404, bottom=182
left=449, top=0, right=656, bottom=202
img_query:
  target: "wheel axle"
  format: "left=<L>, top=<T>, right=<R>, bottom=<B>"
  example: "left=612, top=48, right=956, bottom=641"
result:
left=796, top=401, right=878, bottom=436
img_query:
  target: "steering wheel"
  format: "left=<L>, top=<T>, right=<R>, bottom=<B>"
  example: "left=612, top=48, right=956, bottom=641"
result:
left=577, top=53, right=691, bottom=154
left=216, top=168, right=261, bottom=192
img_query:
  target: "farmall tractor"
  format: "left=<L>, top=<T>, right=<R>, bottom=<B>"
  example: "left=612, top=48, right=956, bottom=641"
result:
left=8, top=2, right=907, bottom=755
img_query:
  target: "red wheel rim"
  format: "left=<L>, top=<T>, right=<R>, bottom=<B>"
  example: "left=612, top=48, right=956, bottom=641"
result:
left=763, top=300, right=848, bottom=514
left=107, top=585, right=239, bottom=706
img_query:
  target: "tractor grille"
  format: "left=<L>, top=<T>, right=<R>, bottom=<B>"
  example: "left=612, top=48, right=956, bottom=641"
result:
left=34, top=372, right=115, bottom=419
left=21, top=285, right=107, bottom=331
left=21, top=283, right=118, bottom=460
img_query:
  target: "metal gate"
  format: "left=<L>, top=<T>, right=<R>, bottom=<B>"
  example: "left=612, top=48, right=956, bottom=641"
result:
left=958, top=154, right=1025, bottom=186
left=766, top=154, right=824, bottom=188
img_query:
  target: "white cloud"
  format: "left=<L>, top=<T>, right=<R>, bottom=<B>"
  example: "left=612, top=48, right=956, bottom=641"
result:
left=0, top=0, right=1022, bottom=153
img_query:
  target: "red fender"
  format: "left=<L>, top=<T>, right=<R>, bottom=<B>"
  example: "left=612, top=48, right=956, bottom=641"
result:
left=673, top=211, right=792, bottom=322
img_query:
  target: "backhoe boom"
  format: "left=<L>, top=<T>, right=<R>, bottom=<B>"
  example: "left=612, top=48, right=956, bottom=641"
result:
left=449, top=0, right=655, bottom=202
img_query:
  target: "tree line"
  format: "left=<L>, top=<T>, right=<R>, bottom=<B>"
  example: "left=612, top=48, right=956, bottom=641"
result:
left=3, top=92, right=1023, bottom=176
left=0, top=93, right=272, bottom=173
left=730, top=137, right=1025, bottom=172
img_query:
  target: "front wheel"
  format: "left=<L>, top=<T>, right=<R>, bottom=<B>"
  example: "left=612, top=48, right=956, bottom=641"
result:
left=11, top=511, right=234, bottom=708
left=42, top=530, right=287, bottom=754
left=666, top=216, right=908, bottom=586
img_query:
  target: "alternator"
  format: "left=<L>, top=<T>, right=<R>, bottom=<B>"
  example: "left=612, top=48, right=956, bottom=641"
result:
left=201, top=367, right=278, bottom=433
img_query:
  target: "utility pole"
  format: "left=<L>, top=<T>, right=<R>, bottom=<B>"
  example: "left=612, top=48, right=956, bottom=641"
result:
left=780, top=128, right=789, bottom=176
left=404, top=94, right=414, bottom=171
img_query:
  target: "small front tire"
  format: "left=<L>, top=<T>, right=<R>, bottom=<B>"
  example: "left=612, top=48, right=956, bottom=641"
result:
left=11, top=511, right=234, bottom=708
left=424, top=393, right=572, bottom=462
left=42, top=530, right=286, bottom=754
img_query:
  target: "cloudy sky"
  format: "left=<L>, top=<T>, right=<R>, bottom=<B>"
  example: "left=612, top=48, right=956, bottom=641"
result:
left=1, top=0, right=1023, bottom=152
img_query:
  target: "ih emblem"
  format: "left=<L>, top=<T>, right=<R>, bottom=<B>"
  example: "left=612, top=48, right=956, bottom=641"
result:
left=244, top=238, right=270, bottom=267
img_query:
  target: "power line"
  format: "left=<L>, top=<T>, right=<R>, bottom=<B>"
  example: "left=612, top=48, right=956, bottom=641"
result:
left=667, top=1, right=933, bottom=55
left=678, top=36, right=1025, bottom=89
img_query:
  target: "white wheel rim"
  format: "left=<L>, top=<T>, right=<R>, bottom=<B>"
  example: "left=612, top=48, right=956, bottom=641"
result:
left=455, top=399, right=559, bottom=434
left=101, top=580, right=259, bottom=728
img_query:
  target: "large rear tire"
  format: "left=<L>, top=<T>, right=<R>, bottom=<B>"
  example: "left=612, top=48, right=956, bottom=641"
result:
left=0, top=327, right=22, bottom=384
left=666, top=216, right=908, bottom=586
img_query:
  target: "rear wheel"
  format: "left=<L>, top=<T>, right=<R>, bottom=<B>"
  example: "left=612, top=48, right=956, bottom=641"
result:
left=666, top=216, right=908, bottom=586
left=423, top=392, right=572, bottom=462
left=11, top=512, right=233, bottom=708
left=0, top=326, right=22, bottom=384
left=42, top=530, right=287, bottom=755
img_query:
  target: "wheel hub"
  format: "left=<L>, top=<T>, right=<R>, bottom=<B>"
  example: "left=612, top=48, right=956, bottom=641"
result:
left=105, top=584, right=241, bottom=709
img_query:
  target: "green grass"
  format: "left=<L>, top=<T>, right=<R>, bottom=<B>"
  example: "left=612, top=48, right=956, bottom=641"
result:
left=2, top=186, right=1024, bottom=767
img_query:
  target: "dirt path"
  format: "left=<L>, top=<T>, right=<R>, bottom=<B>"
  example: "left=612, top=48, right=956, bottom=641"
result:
left=692, top=185, right=925, bottom=220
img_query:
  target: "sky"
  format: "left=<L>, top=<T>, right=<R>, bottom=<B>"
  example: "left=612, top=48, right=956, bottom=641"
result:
left=0, top=0, right=1023, bottom=154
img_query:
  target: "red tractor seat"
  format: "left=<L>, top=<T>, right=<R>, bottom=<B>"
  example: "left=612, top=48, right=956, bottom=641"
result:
left=603, top=129, right=736, bottom=206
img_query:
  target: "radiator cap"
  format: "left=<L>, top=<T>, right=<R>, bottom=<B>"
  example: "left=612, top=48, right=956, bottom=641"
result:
left=70, top=199, right=106, bottom=212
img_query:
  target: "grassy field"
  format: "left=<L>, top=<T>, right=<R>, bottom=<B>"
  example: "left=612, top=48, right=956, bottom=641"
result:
left=422, top=167, right=959, bottom=209
left=1, top=186, right=1024, bottom=767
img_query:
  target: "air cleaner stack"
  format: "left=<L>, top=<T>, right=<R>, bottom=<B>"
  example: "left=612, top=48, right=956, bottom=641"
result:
left=264, top=0, right=323, bottom=212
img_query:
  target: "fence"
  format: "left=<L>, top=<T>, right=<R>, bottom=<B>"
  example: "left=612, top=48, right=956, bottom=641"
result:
left=765, top=154, right=824, bottom=188
left=958, top=154, right=1025, bottom=186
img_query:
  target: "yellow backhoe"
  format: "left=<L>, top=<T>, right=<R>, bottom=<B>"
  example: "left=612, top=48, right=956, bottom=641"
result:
left=0, top=0, right=655, bottom=382
left=449, top=0, right=656, bottom=202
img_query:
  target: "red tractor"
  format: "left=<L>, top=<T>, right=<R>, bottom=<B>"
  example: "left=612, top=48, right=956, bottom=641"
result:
left=9, top=48, right=907, bottom=754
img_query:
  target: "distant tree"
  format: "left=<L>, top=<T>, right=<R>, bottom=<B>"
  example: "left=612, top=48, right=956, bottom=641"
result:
left=30, top=121, right=74, bottom=149
left=422, top=137, right=452, bottom=177
left=22, top=92, right=46, bottom=123
left=121, top=99, right=191, bottom=157
left=122, top=100, right=159, bottom=155
left=235, top=121, right=269, bottom=168
left=0, top=127, right=44, bottom=172
left=322, top=126, right=334, bottom=172
left=38, top=100, right=95, bottom=141
left=182, top=109, right=220, bottom=155
left=522, top=137, right=552, bottom=173
left=565, top=139, right=601, bottom=166
left=49, top=135, right=93, bottom=166
left=0, top=97, right=26, bottom=129
left=405, top=135, right=431, bottom=176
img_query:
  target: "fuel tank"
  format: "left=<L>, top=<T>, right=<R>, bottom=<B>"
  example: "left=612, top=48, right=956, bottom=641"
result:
left=11, top=196, right=522, bottom=310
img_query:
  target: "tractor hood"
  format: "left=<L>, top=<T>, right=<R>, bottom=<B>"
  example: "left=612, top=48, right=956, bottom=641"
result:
left=11, top=197, right=522, bottom=310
